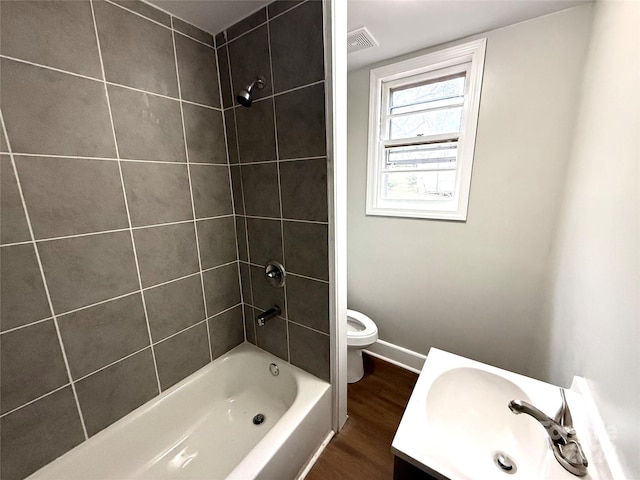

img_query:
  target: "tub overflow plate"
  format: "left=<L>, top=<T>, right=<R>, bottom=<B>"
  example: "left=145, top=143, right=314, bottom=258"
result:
left=253, top=413, right=266, bottom=425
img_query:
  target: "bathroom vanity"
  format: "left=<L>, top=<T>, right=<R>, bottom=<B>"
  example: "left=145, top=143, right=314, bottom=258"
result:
left=391, top=349, right=619, bottom=480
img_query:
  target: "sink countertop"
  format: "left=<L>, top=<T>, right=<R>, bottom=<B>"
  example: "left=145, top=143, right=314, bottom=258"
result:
left=391, top=348, right=606, bottom=480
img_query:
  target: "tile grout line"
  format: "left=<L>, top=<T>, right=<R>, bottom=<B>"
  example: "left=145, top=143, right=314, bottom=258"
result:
left=266, top=19, right=292, bottom=364
left=0, top=111, right=89, bottom=439
left=241, top=214, right=329, bottom=225
left=103, top=0, right=215, bottom=50
left=230, top=79, right=325, bottom=107
left=241, top=261, right=330, bottom=284
left=90, top=0, right=163, bottom=395
left=170, top=17, right=213, bottom=363
left=0, top=55, right=223, bottom=113
left=0, top=383, right=71, bottom=420
left=225, top=0, right=307, bottom=48
left=215, top=39, right=247, bottom=344
left=3, top=151, right=228, bottom=164
left=0, top=316, right=53, bottom=336
left=226, top=41, right=257, bottom=344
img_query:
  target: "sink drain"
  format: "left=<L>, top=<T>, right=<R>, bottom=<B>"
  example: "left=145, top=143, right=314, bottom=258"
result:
left=253, top=413, right=266, bottom=425
left=493, top=452, right=517, bottom=474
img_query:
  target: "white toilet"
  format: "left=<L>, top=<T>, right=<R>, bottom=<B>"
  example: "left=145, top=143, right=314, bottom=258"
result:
left=346, top=309, right=379, bottom=383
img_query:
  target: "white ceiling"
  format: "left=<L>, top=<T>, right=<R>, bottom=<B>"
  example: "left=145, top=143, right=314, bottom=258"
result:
left=149, top=0, right=271, bottom=36
left=147, top=0, right=589, bottom=70
left=347, top=0, right=590, bottom=71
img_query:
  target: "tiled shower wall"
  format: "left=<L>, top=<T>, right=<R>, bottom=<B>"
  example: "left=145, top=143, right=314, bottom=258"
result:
left=217, top=0, right=331, bottom=382
left=0, top=2, right=243, bottom=478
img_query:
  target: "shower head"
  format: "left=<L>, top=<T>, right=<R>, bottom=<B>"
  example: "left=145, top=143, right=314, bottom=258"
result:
left=237, top=75, right=266, bottom=107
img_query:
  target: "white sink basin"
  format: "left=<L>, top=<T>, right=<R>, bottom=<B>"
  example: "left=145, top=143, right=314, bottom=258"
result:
left=425, top=367, right=547, bottom=478
left=392, top=349, right=602, bottom=480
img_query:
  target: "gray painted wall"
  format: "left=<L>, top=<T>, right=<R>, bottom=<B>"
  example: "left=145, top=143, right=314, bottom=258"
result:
left=347, top=6, right=593, bottom=376
left=540, top=1, right=640, bottom=476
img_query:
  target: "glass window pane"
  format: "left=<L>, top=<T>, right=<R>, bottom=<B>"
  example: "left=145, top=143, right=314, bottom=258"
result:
left=382, top=171, right=456, bottom=201
left=390, top=75, right=465, bottom=111
left=391, top=95, right=463, bottom=115
left=385, top=142, right=457, bottom=171
left=389, top=107, right=463, bottom=139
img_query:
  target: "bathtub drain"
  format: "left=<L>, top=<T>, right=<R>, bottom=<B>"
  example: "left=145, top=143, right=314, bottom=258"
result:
left=253, top=413, right=266, bottom=425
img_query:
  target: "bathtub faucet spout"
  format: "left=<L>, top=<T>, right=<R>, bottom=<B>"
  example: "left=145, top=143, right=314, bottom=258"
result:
left=257, top=305, right=281, bottom=326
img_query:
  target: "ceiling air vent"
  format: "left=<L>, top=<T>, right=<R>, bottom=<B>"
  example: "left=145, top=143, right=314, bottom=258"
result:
left=347, top=27, right=378, bottom=54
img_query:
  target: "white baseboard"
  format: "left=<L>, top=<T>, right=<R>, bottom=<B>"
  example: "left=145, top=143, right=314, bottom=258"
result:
left=364, top=339, right=426, bottom=373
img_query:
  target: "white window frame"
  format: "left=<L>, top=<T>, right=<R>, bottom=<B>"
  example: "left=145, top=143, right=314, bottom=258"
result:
left=366, top=38, right=486, bottom=221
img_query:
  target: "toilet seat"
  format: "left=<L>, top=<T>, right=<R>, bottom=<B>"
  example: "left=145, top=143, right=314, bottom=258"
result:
left=346, top=309, right=378, bottom=347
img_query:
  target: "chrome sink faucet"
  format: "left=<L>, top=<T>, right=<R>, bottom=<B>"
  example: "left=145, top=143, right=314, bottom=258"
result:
left=509, top=389, right=588, bottom=477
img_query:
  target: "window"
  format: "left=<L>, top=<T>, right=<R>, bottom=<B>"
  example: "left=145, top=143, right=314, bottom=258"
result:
left=366, top=39, right=486, bottom=220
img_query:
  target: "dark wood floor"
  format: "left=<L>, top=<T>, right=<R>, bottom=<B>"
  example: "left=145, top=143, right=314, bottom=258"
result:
left=306, top=354, right=418, bottom=480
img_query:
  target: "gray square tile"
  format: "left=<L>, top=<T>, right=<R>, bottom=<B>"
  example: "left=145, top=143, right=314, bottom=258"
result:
left=250, top=265, right=286, bottom=314
left=256, top=315, right=288, bottom=361
left=0, top=245, right=50, bottom=332
left=1, top=156, right=30, bottom=244
left=173, top=20, right=213, bottom=46
left=58, top=293, right=149, bottom=379
left=279, top=158, right=328, bottom=221
left=183, top=103, right=227, bottom=164
left=236, top=216, right=248, bottom=261
left=1, top=128, right=7, bottom=152
left=289, top=322, right=329, bottom=381
left=108, top=86, right=186, bottom=162
left=227, top=8, right=267, bottom=41
left=0, top=58, right=116, bottom=157
left=209, top=305, right=244, bottom=359
left=217, top=45, right=233, bottom=109
left=287, top=275, right=329, bottom=333
left=111, top=1, right=171, bottom=26
left=0, top=0, right=101, bottom=78
left=15, top=156, right=129, bottom=239
left=0, top=387, right=84, bottom=480
left=240, top=163, right=281, bottom=217
left=230, top=166, right=245, bottom=214
left=175, top=34, right=220, bottom=108
left=270, top=0, right=324, bottom=93
left=197, top=217, right=238, bottom=269
left=121, top=162, right=193, bottom=227
left=239, top=261, right=252, bottom=303
left=246, top=217, right=283, bottom=266
left=144, top=275, right=205, bottom=342
left=190, top=164, right=233, bottom=218
left=275, top=83, right=326, bottom=159
left=203, top=263, right=241, bottom=316
left=38, top=231, right=139, bottom=313
left=1, top=320, right=68, bottom=414
left=267, top=1, right=305, bottom=19
left=155, top=322, right=210, bottom=390
left=235, top=97, right=276, bottom=162
left=75, top=348, right=158, bottom=436
left=283, top=221, right=328, bottom=280
left=134, top=223, right=199, bottom=287
left=228, top=25, right=272, bottom=101
left=225, top=109, right=239, bottom=164
left=244, top=304, right=256, bottom=345
left=94, top=1, right=178, bottom=96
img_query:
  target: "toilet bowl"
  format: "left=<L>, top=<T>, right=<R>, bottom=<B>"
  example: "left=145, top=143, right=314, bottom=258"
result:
left=347, top=309, right=378, bottom=383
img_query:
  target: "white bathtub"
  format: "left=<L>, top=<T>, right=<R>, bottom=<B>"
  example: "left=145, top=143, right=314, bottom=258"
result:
left=30, top=343, right=332, bottom=480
